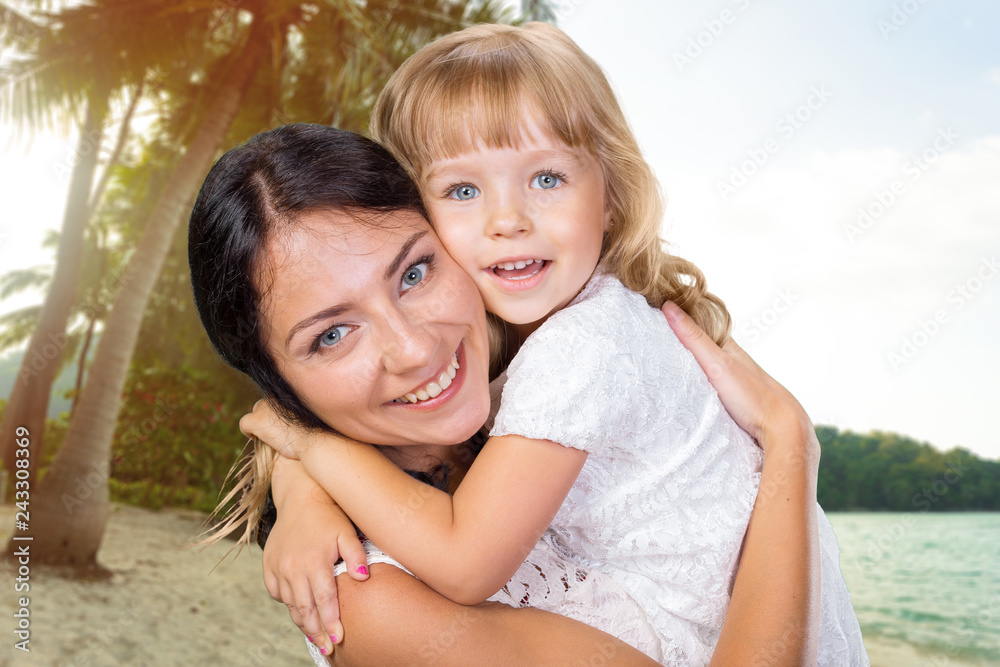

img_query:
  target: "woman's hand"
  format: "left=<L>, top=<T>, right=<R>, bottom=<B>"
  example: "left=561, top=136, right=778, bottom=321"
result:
left=240, top=399, right=324, bottom=460
left=663, top=300, right=821, bottom=665
left=662, top=301, right=818, bottom=463
left=266, top=456, right=371, bottom=657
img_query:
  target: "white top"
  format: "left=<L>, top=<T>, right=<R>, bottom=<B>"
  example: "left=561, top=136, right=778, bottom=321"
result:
left=305, top=273, right=867, bottom=666
left=489, top=273, right=866, bottom=666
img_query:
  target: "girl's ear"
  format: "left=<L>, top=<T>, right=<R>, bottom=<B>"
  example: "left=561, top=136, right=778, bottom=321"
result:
left=603, top=206, right=614, bottom=233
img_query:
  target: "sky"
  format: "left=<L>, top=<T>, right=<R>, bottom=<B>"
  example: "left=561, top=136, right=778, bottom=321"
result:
left=1, top=0, right=998, bottom=459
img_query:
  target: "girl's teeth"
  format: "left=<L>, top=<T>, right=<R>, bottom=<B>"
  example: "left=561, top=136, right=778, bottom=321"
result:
left=415, top=389, right=430, bottom=401
left=426, top=382, right=442, bottom=398
left=490, top=259, right=538, bottom=270
left=405, top=393, right=418, bottom=403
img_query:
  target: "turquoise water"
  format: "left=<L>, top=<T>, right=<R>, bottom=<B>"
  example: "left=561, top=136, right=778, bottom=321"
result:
left=828, top=513, right=1000, bottom=663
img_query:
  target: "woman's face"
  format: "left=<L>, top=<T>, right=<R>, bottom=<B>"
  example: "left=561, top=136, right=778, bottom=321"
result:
left=260, top=209, right=492, bottom=447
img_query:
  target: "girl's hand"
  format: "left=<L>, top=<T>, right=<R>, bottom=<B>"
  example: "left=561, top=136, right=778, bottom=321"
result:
left=662, top=301, right=818, bottom=462
left=265, top=457, right=371, bottom=657
left=240, top=399, right=316, bottom=460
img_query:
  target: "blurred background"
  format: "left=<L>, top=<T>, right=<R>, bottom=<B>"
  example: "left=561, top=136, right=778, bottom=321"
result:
left=0, top=1, right=997, bottom=665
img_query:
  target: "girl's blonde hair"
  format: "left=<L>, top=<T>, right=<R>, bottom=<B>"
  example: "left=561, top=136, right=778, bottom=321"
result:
left=371, top=22, right=731, bottom=351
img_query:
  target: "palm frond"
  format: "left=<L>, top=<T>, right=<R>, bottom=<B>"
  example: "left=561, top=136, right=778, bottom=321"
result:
left=0, top=266, right=52, bottom=301
left=0, top=304, right=40, bottom=353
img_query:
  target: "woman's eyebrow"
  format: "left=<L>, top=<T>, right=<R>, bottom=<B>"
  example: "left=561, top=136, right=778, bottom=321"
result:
left=285, top=304, right=350, bottom=351
left=383, top=230, right=428, bottom=280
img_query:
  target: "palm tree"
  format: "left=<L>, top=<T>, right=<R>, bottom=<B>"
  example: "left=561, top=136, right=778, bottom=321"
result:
left=10, top=0, right=514, bottom=572
left=0, top=0, right=162, bottom=496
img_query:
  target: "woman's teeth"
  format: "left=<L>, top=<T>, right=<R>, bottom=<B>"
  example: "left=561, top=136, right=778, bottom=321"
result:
left=393, top=354, right=460, bottom=404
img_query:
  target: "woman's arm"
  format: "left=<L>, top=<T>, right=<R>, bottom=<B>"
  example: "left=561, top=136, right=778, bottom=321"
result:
left=663, top=302, right=821, bottom=666
left=326, top=563, right=660, bottom=667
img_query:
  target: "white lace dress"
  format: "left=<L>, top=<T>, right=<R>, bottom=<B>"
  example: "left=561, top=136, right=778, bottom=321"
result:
left=305, top=273, right=867, bottom=666
left=488, top=273, right=867, bottom=666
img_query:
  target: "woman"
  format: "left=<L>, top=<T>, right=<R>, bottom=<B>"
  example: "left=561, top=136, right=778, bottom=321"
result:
left=189, top=123, right=822, bottom=665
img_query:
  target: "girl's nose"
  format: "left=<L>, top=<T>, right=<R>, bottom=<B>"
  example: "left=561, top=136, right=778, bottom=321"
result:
left=484, top=197, right=533, bottom=239
left=378, top=308, right=439, bottom=376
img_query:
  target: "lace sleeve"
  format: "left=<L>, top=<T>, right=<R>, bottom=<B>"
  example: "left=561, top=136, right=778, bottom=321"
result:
left=490, top=280, right=643, bottom=455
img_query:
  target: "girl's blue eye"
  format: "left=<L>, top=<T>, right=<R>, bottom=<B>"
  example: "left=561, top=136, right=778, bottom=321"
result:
left=450, top=185, right=479, bottom=201
left=401, top=262, right=428, bottom=290
left=531, top=172, right=562, bottom=190
left=319, top=326, right=349, bottom=348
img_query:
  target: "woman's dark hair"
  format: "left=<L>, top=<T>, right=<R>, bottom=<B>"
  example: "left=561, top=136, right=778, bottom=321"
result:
left=188, top=124, right=441, bottom=551
left=189, top=123, right=427, bottom=431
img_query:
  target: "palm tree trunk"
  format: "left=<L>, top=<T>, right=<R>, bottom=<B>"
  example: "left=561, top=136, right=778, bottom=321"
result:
left=0, top=99, right=105, bottom=499
left=7, top=18, right=271, bottom=572
left=69, top=314, right=96, bottom=420
left=86, top=81, right=144, bottom=221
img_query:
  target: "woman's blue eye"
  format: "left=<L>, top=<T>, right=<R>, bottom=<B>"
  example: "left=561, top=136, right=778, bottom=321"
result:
left=449, top=185, right=479, bottom=201
left=401, top=262, right=428, bottom=290
left=531, top=172, right=562, bottom=190
left=319, top=326, right=349, bottom=348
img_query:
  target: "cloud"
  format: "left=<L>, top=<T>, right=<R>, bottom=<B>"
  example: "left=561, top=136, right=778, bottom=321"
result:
left=662, top=135, right=1000, bottom=459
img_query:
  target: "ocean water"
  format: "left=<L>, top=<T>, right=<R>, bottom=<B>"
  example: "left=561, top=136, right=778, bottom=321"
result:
left=828, top=512, right=1000, bottom=664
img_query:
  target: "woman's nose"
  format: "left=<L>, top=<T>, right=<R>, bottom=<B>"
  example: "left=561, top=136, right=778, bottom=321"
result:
left=378, top=309, right=439, bottom=375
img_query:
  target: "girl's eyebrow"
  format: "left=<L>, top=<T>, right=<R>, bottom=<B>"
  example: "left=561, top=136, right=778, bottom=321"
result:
left=424, top=147, right=585, bottom=183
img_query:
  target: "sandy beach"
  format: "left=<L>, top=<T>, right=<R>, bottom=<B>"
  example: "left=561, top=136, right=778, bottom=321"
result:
left=0, top=503, right=308, bottom=666
left=0, top=502, right=994, bottom=667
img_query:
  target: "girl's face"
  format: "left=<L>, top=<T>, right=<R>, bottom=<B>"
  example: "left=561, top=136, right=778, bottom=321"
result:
left=421, top=117, right=611, bottom=335
left=260, top=209, right=491, bottom=447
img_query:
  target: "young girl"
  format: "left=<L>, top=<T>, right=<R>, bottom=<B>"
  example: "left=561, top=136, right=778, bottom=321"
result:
left=245, top=23, right=867, bottom=666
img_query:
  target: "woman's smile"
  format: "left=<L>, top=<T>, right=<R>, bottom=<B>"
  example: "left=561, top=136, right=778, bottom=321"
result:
left=260, top=209, right=491, bottom=447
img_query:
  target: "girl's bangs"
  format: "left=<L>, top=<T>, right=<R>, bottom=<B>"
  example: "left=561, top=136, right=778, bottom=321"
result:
left=406, top=62, right=597, bottom=176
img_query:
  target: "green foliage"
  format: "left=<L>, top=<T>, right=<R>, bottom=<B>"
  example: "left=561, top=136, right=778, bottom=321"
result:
left=816, top=426, right=1000, bottom=511
left=101, top=364, right=253, bottom=512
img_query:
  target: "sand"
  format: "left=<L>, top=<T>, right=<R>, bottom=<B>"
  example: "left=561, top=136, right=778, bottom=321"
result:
left=0, top=503, right=307, bottom=666
left=1, top=502, right=994, bottom=667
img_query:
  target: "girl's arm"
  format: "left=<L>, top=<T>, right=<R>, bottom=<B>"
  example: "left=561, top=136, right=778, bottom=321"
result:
left=663, top=302, right=821, bottom=666
left=241, top=405, right=587, bottom=605
left=326, top=562, right=660, bottom=667
left=265, top=456, right=371, bottom=656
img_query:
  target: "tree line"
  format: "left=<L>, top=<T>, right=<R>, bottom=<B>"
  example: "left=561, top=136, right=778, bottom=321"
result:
left=815, top=426, right=1000, bottom=511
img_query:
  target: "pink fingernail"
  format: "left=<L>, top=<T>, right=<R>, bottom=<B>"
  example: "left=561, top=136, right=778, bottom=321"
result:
left=320, top=647, right=327, bottom=655
left=331, top=634, right=339, bottom=643
left=307, top=635, right=313, bottom=643
left=356, top=565, right=369, bottom=576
